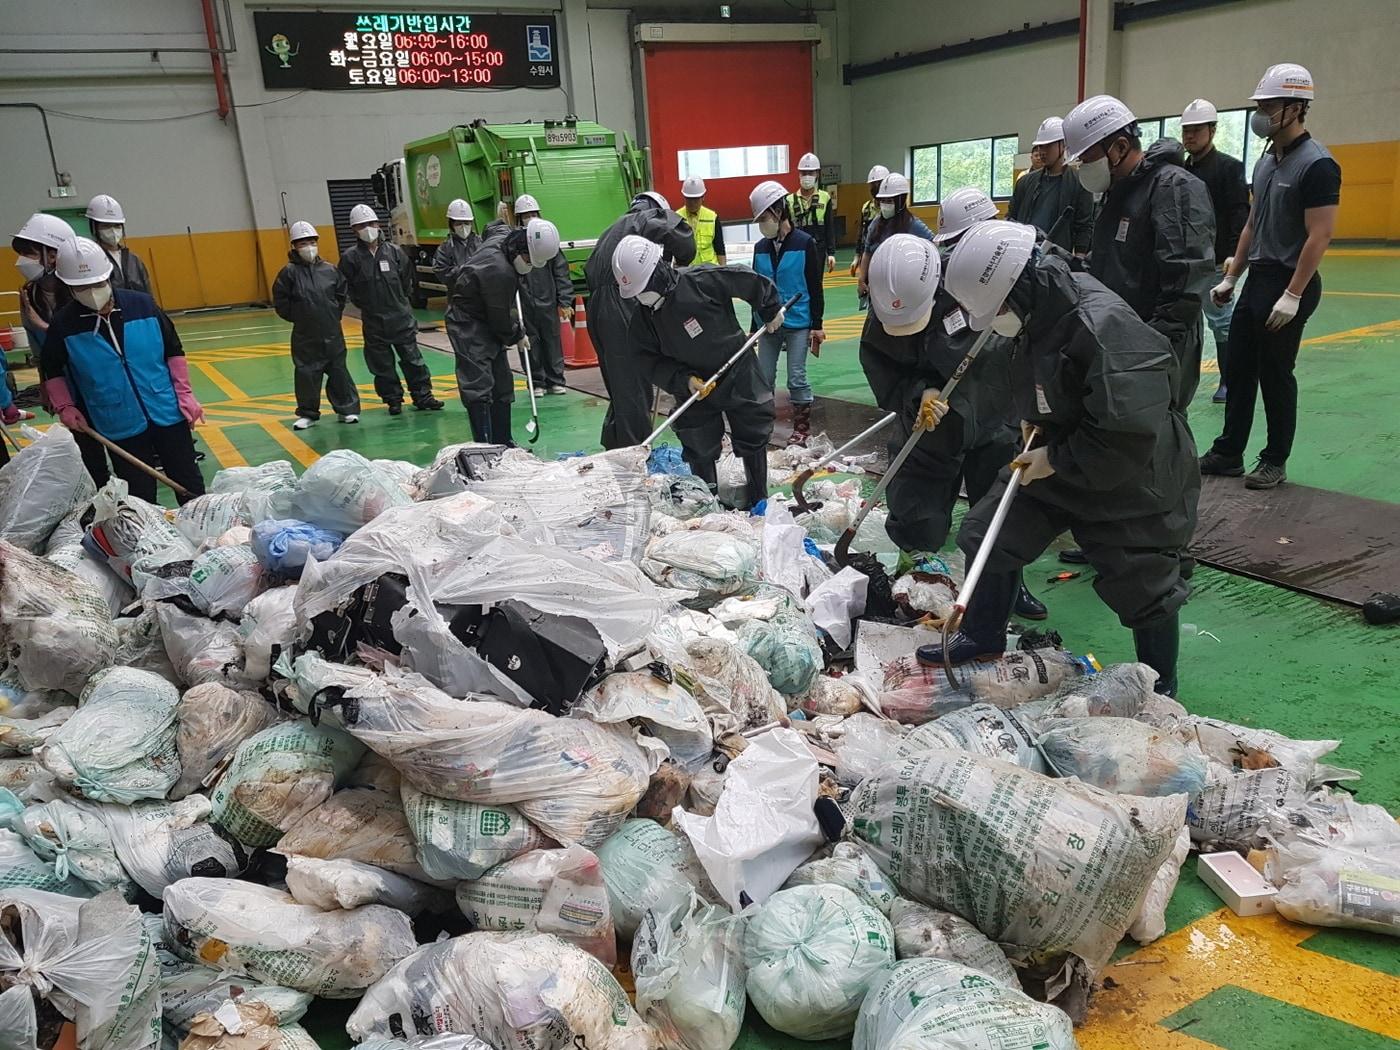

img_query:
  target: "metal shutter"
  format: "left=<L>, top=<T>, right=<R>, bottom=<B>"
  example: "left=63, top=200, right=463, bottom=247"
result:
left=326, top=180, right=389, bottom=255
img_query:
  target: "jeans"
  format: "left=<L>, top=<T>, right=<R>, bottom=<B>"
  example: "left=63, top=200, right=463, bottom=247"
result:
left=757, top=327, right=812, bottom=405
left=1201, top=264, right=1236, bottom=383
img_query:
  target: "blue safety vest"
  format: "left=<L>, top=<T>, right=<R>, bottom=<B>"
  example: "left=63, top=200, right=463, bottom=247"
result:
left=752, top=228, right=814, bottom=330
left=60, top=292, right=182, bottom=440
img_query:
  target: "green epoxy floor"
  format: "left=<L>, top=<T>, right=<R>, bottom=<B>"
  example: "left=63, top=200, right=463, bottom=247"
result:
left=130, top=248, right=1400, bottom=1048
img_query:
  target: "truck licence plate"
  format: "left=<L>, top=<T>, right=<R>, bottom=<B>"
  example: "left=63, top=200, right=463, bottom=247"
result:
left=545, top=127, right=578, bottom=146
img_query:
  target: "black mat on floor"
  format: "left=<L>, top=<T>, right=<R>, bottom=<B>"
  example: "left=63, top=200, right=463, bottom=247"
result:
left=1190, top=475, right=1400, bottom=607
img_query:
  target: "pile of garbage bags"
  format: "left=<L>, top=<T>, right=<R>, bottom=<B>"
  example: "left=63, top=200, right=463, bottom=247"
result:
left=1, top=430, right=1395, bottom=1050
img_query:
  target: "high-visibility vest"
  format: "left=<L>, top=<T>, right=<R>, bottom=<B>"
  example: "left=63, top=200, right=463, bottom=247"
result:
left=787, top=188, right=832, bottom=248
left=683, top=205, right=720, bottom=265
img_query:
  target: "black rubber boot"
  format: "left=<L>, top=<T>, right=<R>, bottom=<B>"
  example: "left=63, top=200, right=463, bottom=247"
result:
left=1058, top=548, right=1088, bottom=565
left=689, top=457, right=719, bottom=494
left=740, top=451, right=768, bottom=510
left=490, top=403, right=516, bottom=448
left=466, top=403, right=492, bottom=444
left=1014, top=578, right=1048, bottom=620
left=916, top=569, right=1018, bottom=667
left=1133, top=612, right=1181, bottom=697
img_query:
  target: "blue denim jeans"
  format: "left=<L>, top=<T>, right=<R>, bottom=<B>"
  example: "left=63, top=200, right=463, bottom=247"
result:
left=757, top=327, right=813, bottom=405
left=1202, top=265, right=1236, bottom=383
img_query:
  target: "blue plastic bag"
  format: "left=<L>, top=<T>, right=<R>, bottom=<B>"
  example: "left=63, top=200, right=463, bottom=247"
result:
left=647, top=445, right=692, bottom=476
left=251, top=518, right=345, bottom=578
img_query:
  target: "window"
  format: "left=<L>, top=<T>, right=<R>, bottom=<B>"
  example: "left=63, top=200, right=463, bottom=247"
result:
left=677, top=144, right=789, bottom=181
left=910, top=135, right=1018, bottom=205
left=1136, top=108, right=1269, bottom=173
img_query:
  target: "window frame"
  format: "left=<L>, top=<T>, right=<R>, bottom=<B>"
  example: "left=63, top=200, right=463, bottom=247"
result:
left=908, top=133, right=1020, bottom=206
left=1136, top=106, right=1267, bottom=172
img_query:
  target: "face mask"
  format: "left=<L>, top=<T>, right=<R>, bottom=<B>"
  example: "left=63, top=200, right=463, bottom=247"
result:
left=296, top=245, right=318, bottom=262
left=451, top=223, right=472, bottom=238
left=1078, top=155, right=1111, bottom=194
left=799, top=175, right=817, bottom=191
left=98, top=225, right=123, bottom=247
left=879, top=202, right=896, bottom=220
left=75, top=283, right=113, bottom=311
left=1250, top=106, right=1288, bottom=139
left=991, top=309, right=1023, bottom=337
left=357, top=226, right=379, bottom=243
left=758, top=217, right=780, bottom=239
left=636, top=290, right=663, bottom=309
left=513, top=256, right=533, bottom=276
left=15, top=257, right=45, bottom=281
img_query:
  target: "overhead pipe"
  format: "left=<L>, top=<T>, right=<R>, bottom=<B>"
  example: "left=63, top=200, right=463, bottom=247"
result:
left=0, top=103, right=62, bottom=183
left=843, top=19, right=1079, bottom=83
left=200, top=0, right=231, bottom=120
left=1115, top=0, right=1247, bottom=28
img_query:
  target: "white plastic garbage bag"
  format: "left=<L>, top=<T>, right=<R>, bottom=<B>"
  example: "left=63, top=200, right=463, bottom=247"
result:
left=276, top=787, right=437, bottom=884
left=285, top=856, right=448, bottom=916
left=0, top=791, right=129, bottom=894
left=85, top=479, right=196, bottom=584
left=650, top=634, right=785, bottom=736
left=596, top=818, right=711, bottom=940
left=804, top=567, right=868, bottom=650
left=0, top=694, right=74, bottom=757
left=173, top=683, right=281, bottom=800
left=828, top=712, right=908, bottom=788
left=46, top=543, right=134, bottom=618
left=1266, top=838, right=1400, bottom=936
left=113, top=605, right=179, bottom=685
left=642, top=530, right=759, bottom=600
left=888, top=897, right=1020, bottom=987
left=633, top=893, right=746, bottom=1050
left=574, top=671, right=714, bottom=773
left=38, top=667, right=180, bottom=803
left=875, top=649, right=1086, bottom=724
left=0, top=888, right=161, bottom=1050
left=208, top=721, right=364, bottom=849
left=0, top=540, right=119, bottom=694
left=850, top=751, right=1187, bottom=987
left=1039, top=717, right=1209, bottom=797
left=354, top=1038, right=493, bottom=1050
left=163, top=878, right=415, bottom=997
left=1263, top=788, right=1400, bottom=853
left=156, top=601, right=249, bottom=688
left=783, top=842, right=895, bottom=915
left=1020, top=662, right=1183, bottom=726
left=188, top=545, right=267, bottom=619
left=175, top=493, right=252, bottom=547
left=0, top=828, right=94, bottom=895
left=852, top=957, right=1077, bottom=1050
left=347, top=932, right=656, bottom=1050
left=0, top=425, right=95, bottom=552
left=743, top=884, right=894, bottom=1040
left=673, top=728, right=823, bottom=911
left=1128, top=827, right=1190, bottom=944
left=456, top=845, right=616, bottom=964
left=239, top=587, right=298, bottom=681
left=401, top=785, right=549, bottom=882
left=210, top=461, right=298, bottom=524
left=292, top=450, right=410, bottom=535
left=895, top=703, right=1048, bottom=773
left=793, top=674, right=870, bottom=718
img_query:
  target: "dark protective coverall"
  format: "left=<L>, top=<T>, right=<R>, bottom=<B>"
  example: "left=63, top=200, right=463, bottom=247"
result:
left=1089, top=138, right=1216, bottom=414
left=448, top=230, right=526, bottom=444
left=584, top=204, right=696, bottom=449
left=858, top=289, right=1016, bottom=554
left=104, top=246, right=153, bottom=297
left=519, top=248, right=572, bottom=389
left=955, top=253, right=1199, bottom=689
left=272, top=250, right=361, bottom=421
left=337, top=239, right=436, bottom=408
left=631, top=266, right=781, bottom=508
left=432, top=230, right=482, bottom=289
left=1007, top=166, right=1095, bottom=254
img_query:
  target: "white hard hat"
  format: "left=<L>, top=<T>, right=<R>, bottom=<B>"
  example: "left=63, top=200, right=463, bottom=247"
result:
left=447, top=198, right=473, bottom=221
left=935, top=187, right=999, bottom=244
left=866, top=164, right=891, bottom=184
left=1251, top=62, right=1314, bottom=101
left=1062, top=94, right=1137, bottom=160
left=289, top=220, right=318, bottom=242
left=349, top=203, right=378, bottom=226
left=749, top=180, right=787, bottom=220
left=797, top=152, right=821, bottom=172
left=613, top=234, right=662, bottom=299
left=868, top=234, right=941, bottom=338
left=1032, top=117, right=1065, bottom=147
left=944, top=221, right=1038, bottom=331
left=513, top=194, right=540, bottom=215
left=84, top=194, right=126, bottom=224
left=56, top=236, right=115, bottom=287
left=1181, top=98, right=1219, bottom=126
left=681, top=176, right=706, bottom=198
left=635, top=190, right=670, bottom=211
left=876, top=172, right=911, bottom=200
left=526, top=217, right=561, bottom=267
left=13, top=212, right=72, bottom=250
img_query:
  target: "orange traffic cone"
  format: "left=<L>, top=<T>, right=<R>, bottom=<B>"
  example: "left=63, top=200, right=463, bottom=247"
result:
left=565, top=295, right=598, bottom=368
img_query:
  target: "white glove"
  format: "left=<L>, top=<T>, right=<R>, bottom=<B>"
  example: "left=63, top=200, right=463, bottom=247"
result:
left=826, top=255, right=836, bottom=273
left=763, top=307, right=786, bottom=334
left=1211, top=273, right=1237, bottom=307
left=517, top=334, right=532, bottom=353
left=917, top=388, right=949, bottom=431
left=1266, top=290, right=1301, bottom=331
left=1013, top=446, right=1055, bottom=486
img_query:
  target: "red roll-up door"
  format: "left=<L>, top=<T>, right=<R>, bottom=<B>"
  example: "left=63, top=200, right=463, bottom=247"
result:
left=643, top=42, right=813, bottom=222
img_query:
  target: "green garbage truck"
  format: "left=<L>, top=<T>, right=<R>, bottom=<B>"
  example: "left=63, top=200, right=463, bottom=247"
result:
left=372, top=117, right=649, bottom=303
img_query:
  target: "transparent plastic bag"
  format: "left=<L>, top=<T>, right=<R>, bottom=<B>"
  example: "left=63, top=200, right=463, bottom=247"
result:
left=46, top=543, right=134, bottom=618
left=888, top=897, right=1020, bottom=986
left=175, top=493, right=252, bottom=547
left=633, top=893, right=746, bottom=1050
left=1266, top=839, right=1400, bottom=936
left=876, top=649, right=1086, bottom=725
left=0, top=791, right=128, bottom=894
left=0, top=828, right=94, bottom=895
left=172, top=684, right=280, bottom=801
left=574, top=672, right=714, bottom=773
left=783, top=842, right=896, bottom=915
left=239, top=587, right=298, bottom=681
left=401, top=785, right=549, bottom=882
left=1038, top=716, right=1209, bottom=797
left=895, top=703, right=1047, bottom=774
left=828, top=712, right=908, bottom=788
left=84, top=478, right=195, bottom=584
left=156, top=602, right=249, bottom=689
left=188, top=546, right=267, bottom=619
left=292, top=450, right=410, bottom=535
left=642, top=530, right=759, bottom=601
left=0, top=424, right=95, bottom=553
left=1018, top=661, right=1186, bottom=728
left=596, top=818, right=711, bottom=940
left=277, top=787, right=438, bottom=884
left=285, top=855, right=449, bottom=916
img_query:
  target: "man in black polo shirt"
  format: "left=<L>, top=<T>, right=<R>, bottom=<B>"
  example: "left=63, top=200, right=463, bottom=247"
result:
left=1181, top=98, right=1251, bottom=405
left=1200, top=63, right=1341, bottom=490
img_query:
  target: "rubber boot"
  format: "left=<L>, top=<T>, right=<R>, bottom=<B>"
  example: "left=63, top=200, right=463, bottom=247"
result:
left=788, top=402, right=813, bottom=447
left=740, top=451, right=768, bottom=511
left=490, top=402, right=516, bottom=448
left=1014, top=575, right=1048, bottom=620
left=690, top=457, right=719, bottom=495
left=916, top=569, right=1018, bottom=666
left=466, top=403, right=492, bottom=444
left=1132, top=612, right=1180, bottom=698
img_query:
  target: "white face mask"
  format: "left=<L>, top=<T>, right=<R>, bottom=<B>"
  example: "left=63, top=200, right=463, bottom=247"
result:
left=879, top=202, right=896, bottom=220
left=758, top=217, right=780, bottom=239
left=513, top=256, right=533, bottom=276
left=98, top=225, right=123, bottom=247
left=799, top=174, right=817, bottom=191
left=75, top=283, right=113, bottom=311
left=296, top=244, right=318, bottom=262
left=636, top=290, right=663, bottom=309
left=991, top=309, right=1023, bottom=337
left=1078, top=155, right=1112, bottom=194
left=15, top=257, right=46, bottom=281
left=357, top=225, right=380, bottom=243
left=451, top=222, right=472, bottom=239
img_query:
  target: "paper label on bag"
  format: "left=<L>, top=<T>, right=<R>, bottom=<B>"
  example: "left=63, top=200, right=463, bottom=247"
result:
left=683, top=317, right=703, bottom=339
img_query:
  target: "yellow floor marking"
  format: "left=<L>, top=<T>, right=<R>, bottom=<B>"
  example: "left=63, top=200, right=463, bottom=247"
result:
left=1082, top=910, right=1400, bottom=1048
left=1302, top=317, right=1400, bottom=347
left=197, top=425, right=248, bottom=469
left=1323, top=289, right=1400, bottom=298
left=250, top=418, right=320, bottom=467
left=1327, top=248, right=1400, bottom=257
left=195, top=362, right=248, bottom=402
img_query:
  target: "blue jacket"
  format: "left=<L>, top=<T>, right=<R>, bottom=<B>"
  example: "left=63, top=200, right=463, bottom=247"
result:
left=42, top=289, right=184, bottom=441
left=0, top=354, right=12, bottom=413
left=751, top=227, right=824, bottom=331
